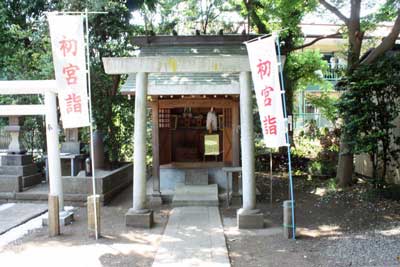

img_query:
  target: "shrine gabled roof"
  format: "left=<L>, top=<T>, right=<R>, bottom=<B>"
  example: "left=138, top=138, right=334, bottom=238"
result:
left=120, top=41, right=249, bottom=95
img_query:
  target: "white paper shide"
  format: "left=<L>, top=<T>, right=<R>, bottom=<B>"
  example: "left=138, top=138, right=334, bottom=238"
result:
left=245, top=36, right=287, bottom=148
left=48, top=15, right=90, bottom=128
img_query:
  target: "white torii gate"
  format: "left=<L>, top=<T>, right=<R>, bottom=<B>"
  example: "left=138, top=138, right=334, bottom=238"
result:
left=103, top=55, right=264, bottom=228
left=0, top=80, right=64, bottom=236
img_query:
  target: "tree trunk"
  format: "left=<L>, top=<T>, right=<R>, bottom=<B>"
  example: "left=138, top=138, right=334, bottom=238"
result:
left=336, top=0, right=362, bottom=186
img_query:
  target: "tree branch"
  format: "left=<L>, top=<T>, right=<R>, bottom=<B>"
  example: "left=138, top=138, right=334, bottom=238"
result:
left=289, top=33, right=342, bottom=52
left=319, top=0, right=349, bottom=25
left=361, top=9, right=400, bottom=65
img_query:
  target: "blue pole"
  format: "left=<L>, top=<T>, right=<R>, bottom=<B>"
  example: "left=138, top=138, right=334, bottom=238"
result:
left=275, top=35, right=296, bottom=240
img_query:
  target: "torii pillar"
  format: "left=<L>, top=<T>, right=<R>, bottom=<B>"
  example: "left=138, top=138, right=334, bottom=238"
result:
left=237, top=71, right=264, bottom=228
left=125, top=72, right=154, bottom=228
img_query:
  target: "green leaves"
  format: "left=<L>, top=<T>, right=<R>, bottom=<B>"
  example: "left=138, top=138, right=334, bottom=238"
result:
left=337, top=52, right=400, bottom=183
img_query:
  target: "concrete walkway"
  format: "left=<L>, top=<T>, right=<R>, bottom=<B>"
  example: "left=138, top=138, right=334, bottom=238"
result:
left=0, top=203, right=47, bottom=235
left=152, top=206, right=230, bottom=267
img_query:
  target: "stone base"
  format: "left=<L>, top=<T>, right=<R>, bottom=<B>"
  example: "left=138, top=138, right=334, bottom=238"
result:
left=42, top=210, right=74, bottom=226
left=237, top=208, right=264, bottom=229
left=1, top=154, right=33, bottom=166
left=184, top=169, right=208, bottom=185
left=149, top=194, right=163, bottom=206
left=125, top=209, right=153, bottom=228
left=230, top=193, right=242, bottom=206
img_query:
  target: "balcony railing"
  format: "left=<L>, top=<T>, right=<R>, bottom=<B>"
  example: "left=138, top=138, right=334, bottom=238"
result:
left=324, top=63, right=346, bottom=81
left=293, top=113, right=333, bottom=131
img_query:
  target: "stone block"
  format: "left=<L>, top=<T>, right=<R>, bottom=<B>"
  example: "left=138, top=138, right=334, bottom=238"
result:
left=87, top=195, right=101, bottom=237
left=149, top=194, right=163, bottom=206
left=125, top=209, right=153, bottom=228
left=42, top=210, right=74, bottom=226
left=173, top=184, right=218, bottom=207
left=0, top=175, right=21, bottom=192
left=237, top=209, right=264, bottom=229
left=0, top=164, right=38, bottom=176
left=22, top=173, right=43, bottom=189
left=1, top=155, right=33, bottom=166
left=185, top=169, right=208, bottom=185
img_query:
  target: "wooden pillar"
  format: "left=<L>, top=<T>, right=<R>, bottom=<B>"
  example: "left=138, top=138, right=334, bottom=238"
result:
left=151, top=99, right=160, bottom=195
left=48, top=194, right=60, bottom=237
left=232, top=100, right=240, bottom=195
left=87, top=195, right=101, bottom=237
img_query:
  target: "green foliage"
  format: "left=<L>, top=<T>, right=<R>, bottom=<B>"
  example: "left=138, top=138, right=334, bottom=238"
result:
left=337, top=52, right=400, bottom=186
left=307, top=89, right=339, bottom=127
left=142, top=0, right=237, bottom=35
left=285, top=50, right=328, bottom=91
left=292, top=134, right=322, bottom=159
left=0, top=0, right=140, bottom=164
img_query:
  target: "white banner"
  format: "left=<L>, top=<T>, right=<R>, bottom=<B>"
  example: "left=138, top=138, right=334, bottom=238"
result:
left=245, top=36, right=287, bottom=148
left=48, top=15, right=90, bottom=128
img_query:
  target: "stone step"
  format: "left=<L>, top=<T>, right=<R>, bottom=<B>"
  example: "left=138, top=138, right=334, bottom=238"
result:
left=1, top=154, right=33, bottom=166
left=0, top=164, right=38, bottom=176
left=172, top=184, right=219, bottom=207
left=184, top=168, right=208, bottom=185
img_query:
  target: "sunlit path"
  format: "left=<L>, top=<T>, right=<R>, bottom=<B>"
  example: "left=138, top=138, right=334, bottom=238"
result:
left=153, top=207, right=230, bottom=267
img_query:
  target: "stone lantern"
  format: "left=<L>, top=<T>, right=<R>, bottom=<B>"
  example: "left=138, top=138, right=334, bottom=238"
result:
left=5, top=116, right=26, bottom=154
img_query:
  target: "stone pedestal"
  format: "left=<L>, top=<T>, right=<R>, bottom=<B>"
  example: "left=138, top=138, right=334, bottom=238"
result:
left=149, top=193, right=163, bottom=206
left=42, top=210, right=74, bottom=226
left=0, top=154, right=42, bottom=192
left=126, top=209, right=153, bottom=228
left=237, top=208, right=264, bottom=229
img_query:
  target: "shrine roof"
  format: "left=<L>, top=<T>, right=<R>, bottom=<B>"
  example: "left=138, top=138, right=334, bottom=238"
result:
left=121, top=35, right=255, bottom=96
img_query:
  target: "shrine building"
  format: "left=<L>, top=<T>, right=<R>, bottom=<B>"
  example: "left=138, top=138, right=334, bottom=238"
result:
left=102, top=35, right=264, bottom=228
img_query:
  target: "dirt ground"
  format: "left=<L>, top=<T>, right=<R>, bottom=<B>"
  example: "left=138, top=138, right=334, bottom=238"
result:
left=0, top=187, right=170, bottom=267
left=223, top=175, right=400, bottom=267
left=1, top=176, right=400, bottom=267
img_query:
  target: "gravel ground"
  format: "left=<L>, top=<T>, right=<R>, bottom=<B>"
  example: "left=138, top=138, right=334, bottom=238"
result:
left=223, top=175, right=400, bottom=267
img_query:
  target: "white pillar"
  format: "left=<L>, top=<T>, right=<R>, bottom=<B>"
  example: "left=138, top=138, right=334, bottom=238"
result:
left=133, top=72, right=148, bottom=211
left=45, top=91, right=64, bottom=210
left=239, top=71, right=256, bottom=211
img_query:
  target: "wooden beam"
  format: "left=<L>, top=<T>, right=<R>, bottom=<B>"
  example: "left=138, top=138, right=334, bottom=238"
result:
left=159, top=98, right=234, bottom=109
left=103, top=56, right=251, bottom=74
left=0, top=80, right=57, bottom=94
left=231, top=100, right=240, bottom=194
left=0, top=105, right=46, bottom=116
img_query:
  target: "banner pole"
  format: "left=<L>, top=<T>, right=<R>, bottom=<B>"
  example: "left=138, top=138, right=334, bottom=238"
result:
left=269, top=149, right=273, bottom=205
left=275, top=34, right=296, bottom=240
left=84, top=8, right=99, bottom=240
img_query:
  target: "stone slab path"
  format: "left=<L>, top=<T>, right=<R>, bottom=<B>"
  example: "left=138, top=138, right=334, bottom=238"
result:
left=152, top=206, right=230, bottom=267
left=0, top=203, right=47, bottom=235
